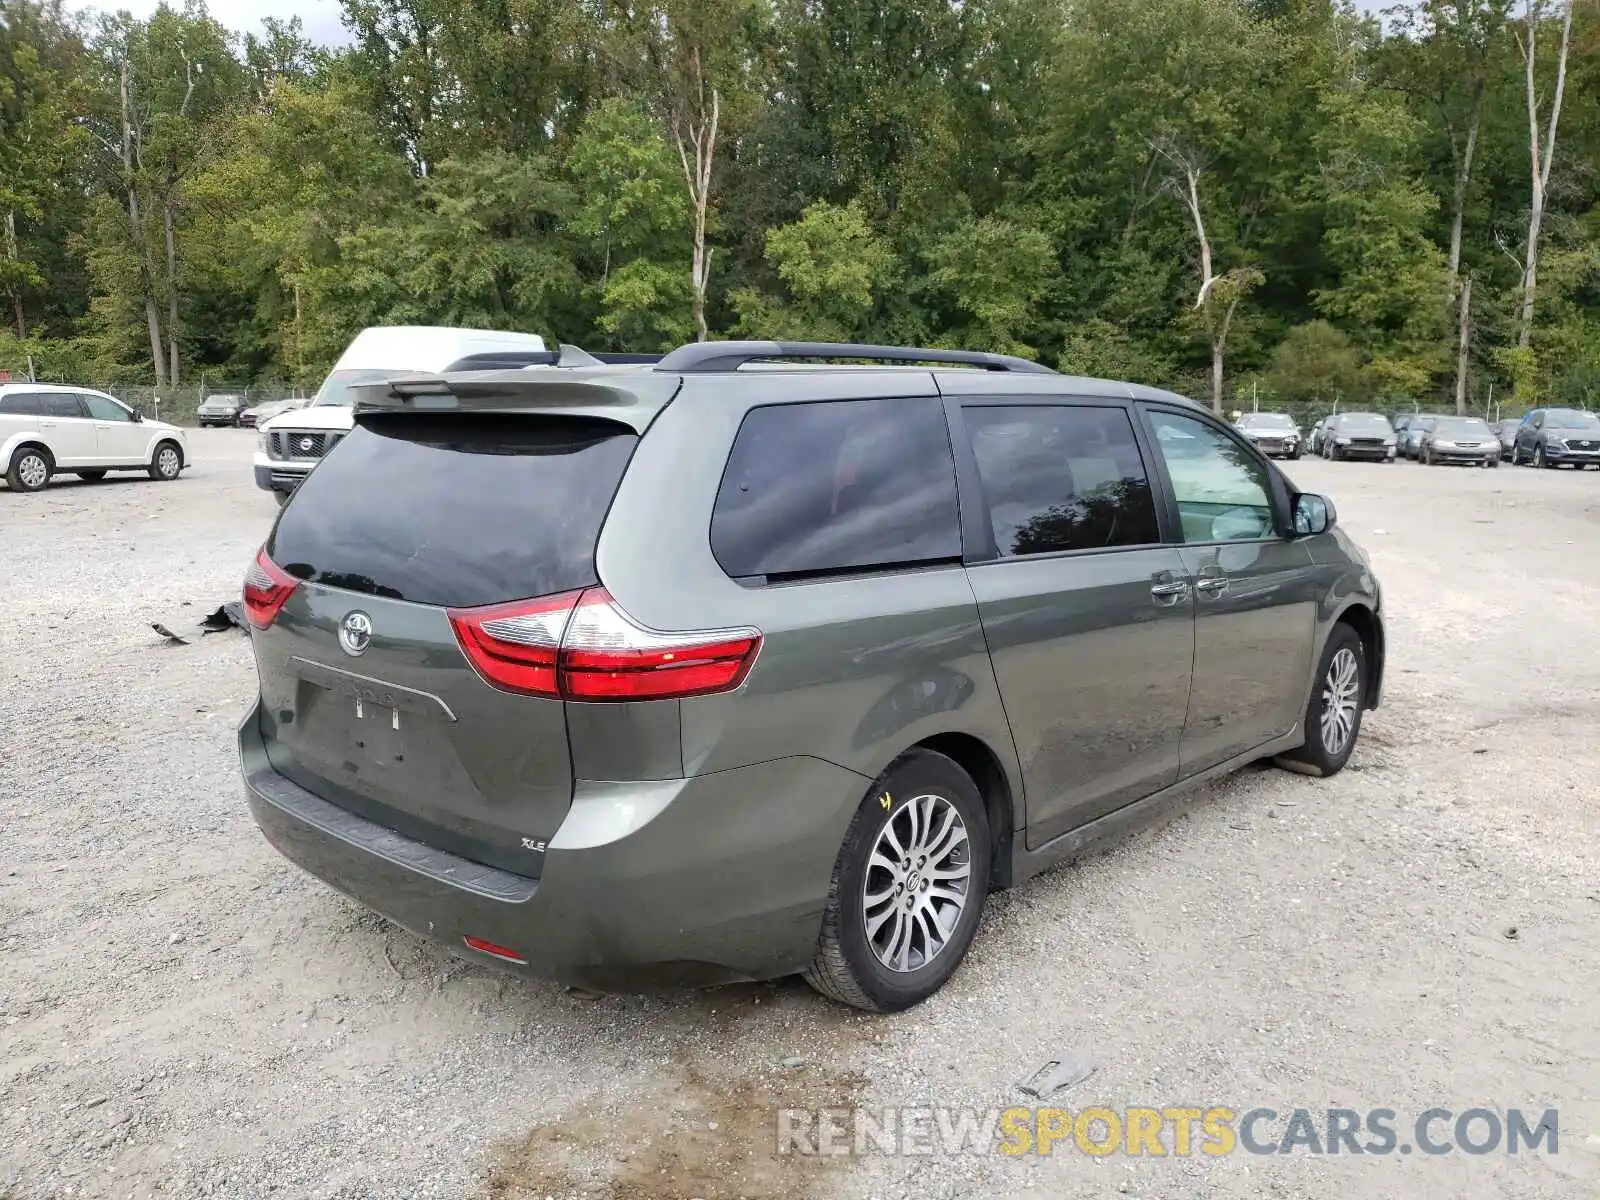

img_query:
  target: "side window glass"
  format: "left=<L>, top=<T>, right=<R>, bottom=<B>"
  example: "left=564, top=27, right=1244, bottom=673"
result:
left=1147, top=409, right=1277, bottom=543
left=81, top=392, right=133, bottom=422
left=0, top=392, right=42, bottom=415
left=962, top=404, right=1160, bottom=556
left=711, top=396, right=961, bottom=580
left=45, top=394, right=87, bottom=419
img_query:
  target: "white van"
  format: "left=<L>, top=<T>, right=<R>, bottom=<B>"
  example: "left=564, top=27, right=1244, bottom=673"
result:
left=253, top=326, right=549, bottom=501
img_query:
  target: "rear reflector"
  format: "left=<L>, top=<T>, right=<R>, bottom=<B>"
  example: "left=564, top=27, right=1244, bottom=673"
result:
left=462, top=935, right=528, bottom=965
left=242, top=549, right=298, bottom=629
left=448, top=587, right=761, bottom=702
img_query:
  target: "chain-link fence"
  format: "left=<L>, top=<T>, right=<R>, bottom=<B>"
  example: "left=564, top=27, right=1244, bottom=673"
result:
left=0, top=375, right=308, bottom=426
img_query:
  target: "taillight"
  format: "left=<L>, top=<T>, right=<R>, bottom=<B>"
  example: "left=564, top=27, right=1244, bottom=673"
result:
left=448, top=587, right=761, bottom=702
left=242, top=549, right=298, bottom=629
left=446, top=590, right=581, bottom=699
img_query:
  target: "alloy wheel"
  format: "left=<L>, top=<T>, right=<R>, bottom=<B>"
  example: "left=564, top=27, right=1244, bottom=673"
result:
left=862, top=793, right=971, bottom=973
left=1319, top=647, right=1361, bottom=758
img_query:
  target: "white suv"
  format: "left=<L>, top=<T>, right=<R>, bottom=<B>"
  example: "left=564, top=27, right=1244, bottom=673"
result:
left=255, top=326, right=550, bottom=503
left=0, top=383, right=189, bottom=492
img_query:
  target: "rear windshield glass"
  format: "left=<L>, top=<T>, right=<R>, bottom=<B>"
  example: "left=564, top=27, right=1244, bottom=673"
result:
left=1240, top=413, right=1294, bottom=430
left=267, top=414, right=636, bottom=608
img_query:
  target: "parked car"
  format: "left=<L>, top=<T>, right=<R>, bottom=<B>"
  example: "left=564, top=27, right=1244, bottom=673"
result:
left=1494, top=418, right=1522, bottom=459
left=240, top=396, right=310, bottom=429
left=1235, top=411, right=1302, bottom=459
left=255, top=326, right=553, bottom=504
left=239, top=338, right=1386, bottom=1012
left=1399, top=414, right=1441, bottom=459
left=1322, top=412, right=1398, bottom=461
left=197, top=393, right=246, bottom=427
left=1, top=383, right=188, bottom=492
left=1308, top=417, right=1327, bottom=455
left=1511, top=407, right=1600, bottom=469
left=1420, top=416, right=1500, bottom=467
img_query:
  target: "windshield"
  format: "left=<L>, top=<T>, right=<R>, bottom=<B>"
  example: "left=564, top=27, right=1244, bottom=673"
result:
left=1546, top=409, right=1600, bottom=431
left=1433, top=418, right=1492, bottom=438
left=314, top=369, right=402, bottom=407
left=1240, top=414, right=1295, bottom=430
left=1340, top=414, right=1393, bottom=435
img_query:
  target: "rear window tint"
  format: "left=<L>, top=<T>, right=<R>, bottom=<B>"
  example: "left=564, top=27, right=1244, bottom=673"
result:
left=267, top=414, right=636, bottom=608
left=710, top=396, right=961, bottom=580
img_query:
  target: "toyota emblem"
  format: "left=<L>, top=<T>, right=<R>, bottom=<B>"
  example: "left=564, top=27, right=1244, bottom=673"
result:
left=339, top=611, right=373, bottom=656
left=299, top=436, right=315, bottom=452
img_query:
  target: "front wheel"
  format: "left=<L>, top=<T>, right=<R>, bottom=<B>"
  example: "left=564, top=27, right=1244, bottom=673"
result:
left=148, top=441, right=183, bottom=481
left=804, top=750, right=991, bottom=1012
left=1535, top=445, right=1552, bottom=469
left=1275, top=624, right=1366, bottom=778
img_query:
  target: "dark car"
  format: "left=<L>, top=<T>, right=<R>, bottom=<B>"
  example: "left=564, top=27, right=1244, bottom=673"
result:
left=1494, top=419, right=1521, bottom=459
left=196, top=393, right=245, bottom=427
left=1322, top=412, right=1397, bottom=461
left=1511, top=407, right=1600, bottom=469
left=1235, top=412, right=1303, bottom=459
left=1400, top=414, right=1447, bottom=460
left=1419, top=416, right=1500, bottom=467
left=238, top=338, right=1384, bottom=1012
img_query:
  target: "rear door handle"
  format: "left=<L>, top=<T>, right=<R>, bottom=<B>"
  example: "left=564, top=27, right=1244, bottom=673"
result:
left=1195, top=576, right=1230, bottom=598
left=40, top=420, right=57, bottom=428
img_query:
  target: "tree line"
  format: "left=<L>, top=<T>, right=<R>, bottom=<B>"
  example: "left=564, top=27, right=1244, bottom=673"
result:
left=0, top=0, right=1595, bottom=414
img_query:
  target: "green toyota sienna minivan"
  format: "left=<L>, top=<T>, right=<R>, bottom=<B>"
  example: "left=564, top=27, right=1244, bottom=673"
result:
left=239, top=340, right=1384, bottom=1012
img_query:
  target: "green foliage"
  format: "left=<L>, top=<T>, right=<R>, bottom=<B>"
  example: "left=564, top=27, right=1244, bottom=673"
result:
left=1265, top=320, right=1365, bottom=405
left=0, top=0, right=1594, bottom=407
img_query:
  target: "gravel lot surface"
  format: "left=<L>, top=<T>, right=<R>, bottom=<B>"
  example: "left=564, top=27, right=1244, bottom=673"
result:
left=2, top=430, right=1597, bottom=1199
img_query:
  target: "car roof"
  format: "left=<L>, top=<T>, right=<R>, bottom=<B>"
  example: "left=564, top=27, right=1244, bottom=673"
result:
left=0, top=382, right=114, bottom=396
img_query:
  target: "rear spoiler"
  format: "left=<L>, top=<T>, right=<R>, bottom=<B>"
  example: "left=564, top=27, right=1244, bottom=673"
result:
left=349, top=368, right=681, bottom=425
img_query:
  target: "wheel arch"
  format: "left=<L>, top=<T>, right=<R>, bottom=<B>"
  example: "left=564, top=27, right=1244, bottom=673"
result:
left=150, top=435, right=185, bottom=467
left=1331, top=600, right=1383, bottom=710
left=907, top=731, right=1018, bottom=889
left=6, top=438, right=55, bottom=469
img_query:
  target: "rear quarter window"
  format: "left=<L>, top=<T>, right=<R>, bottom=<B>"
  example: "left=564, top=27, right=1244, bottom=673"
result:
left=710, top=396, right=961, bottom=580
left=267, top=414, right=637, bottom=609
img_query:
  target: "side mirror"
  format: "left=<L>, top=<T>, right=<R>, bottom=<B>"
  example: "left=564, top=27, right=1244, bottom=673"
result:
left=1292, top=492, right=1336, bottom=537
left=132, top=410, right=143, bottom=423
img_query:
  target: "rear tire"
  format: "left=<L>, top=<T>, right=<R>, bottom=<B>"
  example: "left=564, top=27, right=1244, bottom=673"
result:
left=1275, top=624, right=1366, bottom=779
left=75, top=470, right=108, bottom=482
left=6, top=446, right=52, bottom=492
left=148, top=440, right=183, bottom=481
left=804, top=750, right=991, bottom=1012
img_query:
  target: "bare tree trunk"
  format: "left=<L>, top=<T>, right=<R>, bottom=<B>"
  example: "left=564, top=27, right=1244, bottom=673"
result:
left=1454, top=275, right=1472, bottom=415
left=673, top=51, right=719, bottom=343
left=1210, top=341, right=1225, bottom=415
left=121, top=56, right=167, bottom=386
left=4, top=211, right=26, bottom=339
left=165, top=199, right=180, bottom=387
left=1447, top=85, right=1483, bottom=280
left=1517, top=0, right=1574, bottom=349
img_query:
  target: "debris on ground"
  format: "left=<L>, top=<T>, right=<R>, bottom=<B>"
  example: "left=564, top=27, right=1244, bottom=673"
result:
left=153, top=601, right=249, bottom=645
left=1017, top=1052, right=1095, bottom=1100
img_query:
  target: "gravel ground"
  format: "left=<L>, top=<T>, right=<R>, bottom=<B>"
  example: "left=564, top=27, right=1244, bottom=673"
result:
left=2, top=431, right=1597, bottom=1200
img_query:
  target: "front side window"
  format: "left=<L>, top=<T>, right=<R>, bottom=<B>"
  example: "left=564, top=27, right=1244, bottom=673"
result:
left=81, top=393, right=133, bottom=422
left=962, top=404, right=1160, bottom=557
left=711, top=396, right=961, bottom=580
left=1146, top=409, right=1276, bottom=543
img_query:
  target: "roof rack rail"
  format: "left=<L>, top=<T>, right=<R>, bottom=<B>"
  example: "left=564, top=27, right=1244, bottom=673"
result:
left=653, top=340, right=1055, bottom=375
left=591, top=352, right=665, bottom=365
